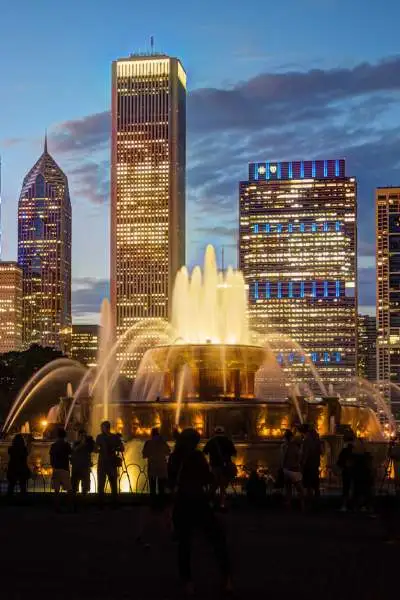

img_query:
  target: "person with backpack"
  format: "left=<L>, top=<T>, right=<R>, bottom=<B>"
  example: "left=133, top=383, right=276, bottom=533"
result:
left=203, top=426, right=237, bottom=509
left=95, top=420, right=124, bottom=504
left=168, top=428, right=232, bottom=596
left=71, top=430, right=94, bottom=495
left=50, top=428, right=73, bottom=510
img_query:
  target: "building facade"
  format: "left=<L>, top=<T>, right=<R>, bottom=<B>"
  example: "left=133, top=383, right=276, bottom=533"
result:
left=376, top=187, right=400, bottom=422
left=239, top=159, right=357, bottom=394
left=0, top=262, right=22, bottom=353
left=18, top=137, right=72, bottom=353
left=71, top=324, right=99, bottom=367
left=111, top=53, right=186, bottom=377
left=357, top=314, right=377, bottom=382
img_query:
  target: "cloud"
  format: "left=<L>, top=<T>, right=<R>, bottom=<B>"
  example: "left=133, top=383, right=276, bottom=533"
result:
left=189, top=56, right=400, bottom=133
left=1, top=137, right=24, bottom=148
left=72, top=278, right=109, bottom=317
left=51, top=111, right=110, bottom=154
left=70, top=160, right=109, bottom=205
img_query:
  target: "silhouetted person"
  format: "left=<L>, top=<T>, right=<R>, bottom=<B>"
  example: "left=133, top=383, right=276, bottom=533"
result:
left=136, top=429, right=171, bottom=546
left=7, top=434, right=30, bottom=498
left=203, top=426, right=237, bottom=509
left=143, top=427, right=170, bottom=506
left=246, top=469, right=267, bottom=507
left=50, top=428, right=72, bottom=508
left=337, top=442, right=354, bottom=511
left=302, top=425, right=322, bottom=500
left=353, top=440, right=374, bottom=512
left=71, top=430, right=94, bottom=495
left=169, top=428, right=232, bottom=596
left=95, top=420, right=124, bottom=504
left=281, top=429, right=305, bottom=510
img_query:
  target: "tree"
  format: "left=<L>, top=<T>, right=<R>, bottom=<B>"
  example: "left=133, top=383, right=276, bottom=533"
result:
left=0, top=344, right=65, bottom=422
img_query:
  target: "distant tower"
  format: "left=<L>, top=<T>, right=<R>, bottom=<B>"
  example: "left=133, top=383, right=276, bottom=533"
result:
left=18, top=135, right=72, bottom=353
left=376, top=187, right=400, bottom=423
left=111, top=53, right=186, bottom=377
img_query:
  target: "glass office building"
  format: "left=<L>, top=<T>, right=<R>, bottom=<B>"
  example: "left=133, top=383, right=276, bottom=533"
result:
left=239, top=159, right=357, bottom=394
left=18, top=137, right=71, bottom=353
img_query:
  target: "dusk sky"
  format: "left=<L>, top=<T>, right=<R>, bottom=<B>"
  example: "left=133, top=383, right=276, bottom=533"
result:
left=1, top=0, right=400, bottom=322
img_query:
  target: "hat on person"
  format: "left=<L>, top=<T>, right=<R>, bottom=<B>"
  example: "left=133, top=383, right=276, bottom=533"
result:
left=215, top=426, right=225, bottom=434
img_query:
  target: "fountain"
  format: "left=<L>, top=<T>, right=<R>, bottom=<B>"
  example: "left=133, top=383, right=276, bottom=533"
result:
left=0, top=245, right=393, bottom=486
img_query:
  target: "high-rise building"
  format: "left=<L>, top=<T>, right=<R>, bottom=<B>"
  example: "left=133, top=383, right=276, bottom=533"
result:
left=111, top=53, right=186, bottom=377
left=376, top=187, right=400, bottom=422
left=357, top=314, right=377, bottom=382
left=239, top=159, right=357, bottom=393
left=0, top=262, right=22, bottom=353
left=71, top=324, right=99, bottom=367
left=18, top=136, right=72, bottom=353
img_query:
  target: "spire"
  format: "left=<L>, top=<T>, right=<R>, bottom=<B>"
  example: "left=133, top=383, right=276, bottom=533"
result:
left=44, top=129, right=48, bottom=154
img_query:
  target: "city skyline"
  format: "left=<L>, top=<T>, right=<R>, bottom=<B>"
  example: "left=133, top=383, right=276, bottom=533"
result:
left=1, top=0, right=400, bottom=323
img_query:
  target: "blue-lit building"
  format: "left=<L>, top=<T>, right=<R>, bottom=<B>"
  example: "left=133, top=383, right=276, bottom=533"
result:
left=18, top=137, right=72, bottom=353
left=239, top=159, right=357, bottom=393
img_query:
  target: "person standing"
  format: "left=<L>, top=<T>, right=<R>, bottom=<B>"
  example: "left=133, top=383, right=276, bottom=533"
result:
left=95, top=420, right=124, bottom=504
left=143, top=427, right=170, bottom=506
left=50, top=428, right=73, bottom=508
left=169, top=428, right=232, bottom=596
left=7, top=434, right=30, bottom=499
left=203, top=426, right=237, bottom=509
left=281, top=429, right=305, bottom=510
left=337, top=442, right=354, bottom=511
left=301, top=425, right=323, bottom=500
left=71, top=430, right=94, bottom=495
left=136, top=428, right=171, bottom=546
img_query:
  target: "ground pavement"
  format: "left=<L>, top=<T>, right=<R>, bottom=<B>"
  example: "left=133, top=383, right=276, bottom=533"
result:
left=0, top=497, right=398, bottom=599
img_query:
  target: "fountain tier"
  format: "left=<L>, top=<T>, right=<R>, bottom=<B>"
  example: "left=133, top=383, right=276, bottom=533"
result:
left=136, top=343, right=267, bottom=402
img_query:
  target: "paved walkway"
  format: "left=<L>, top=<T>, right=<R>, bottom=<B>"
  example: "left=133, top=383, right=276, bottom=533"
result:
left=0, top=499, right=398, bottom=599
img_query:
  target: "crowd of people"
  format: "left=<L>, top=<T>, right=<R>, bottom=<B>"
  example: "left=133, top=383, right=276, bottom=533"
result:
left=1, top=421, right=392, bottom=595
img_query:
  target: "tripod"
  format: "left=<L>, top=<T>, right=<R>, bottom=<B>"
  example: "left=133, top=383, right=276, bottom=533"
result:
left=119, top=451, right=133, bottom=494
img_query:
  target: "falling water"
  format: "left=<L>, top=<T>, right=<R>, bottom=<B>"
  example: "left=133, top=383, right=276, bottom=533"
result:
left=95, top=299, right=113, bottom=422
left=172, top=245, right=249, bottom=345
left=175, top=364, right=194, bottom=426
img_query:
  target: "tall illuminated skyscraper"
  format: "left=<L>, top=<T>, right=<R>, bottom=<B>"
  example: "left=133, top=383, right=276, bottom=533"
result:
left=239, top=159, right=357, bottom=393
left=18, top=137, right=72, bottom=353
left=376, top=187, right=400, bottom=422
left=0, top=262, right=22, bottom=353
left=111, top=53, right=186, bottom=376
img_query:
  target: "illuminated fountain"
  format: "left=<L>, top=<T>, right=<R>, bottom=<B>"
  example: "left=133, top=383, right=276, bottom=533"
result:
left=0, top=245, right=393, bottom=485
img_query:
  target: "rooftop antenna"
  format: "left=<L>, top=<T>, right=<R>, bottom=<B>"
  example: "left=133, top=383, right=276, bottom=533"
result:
left=44, top=129, right=48, bottom=153
left=150, top=35, right=154, bottom=54
left=221, top=246, right=225, bottom=272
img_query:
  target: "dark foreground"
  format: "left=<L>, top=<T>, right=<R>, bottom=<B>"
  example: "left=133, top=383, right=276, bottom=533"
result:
left=1, top=496, right=399, bottom=600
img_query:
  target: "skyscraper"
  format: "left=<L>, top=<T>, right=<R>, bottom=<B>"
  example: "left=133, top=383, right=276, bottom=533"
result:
left=0, top=262, right=22, bottom=353
left=18, top=137, right=72, bottom=353
left=376, top=187, right=400, bottom=421
left=357, top=314, right=377, bottom=382
left=239, top=159, right=357, bottom=393
left=71, top=324, right=99, bottom=367
left=111, top=53, right=186, bottom=377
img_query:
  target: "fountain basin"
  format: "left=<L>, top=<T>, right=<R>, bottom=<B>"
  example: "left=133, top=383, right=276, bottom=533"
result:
left=137, top=343, right=268, bottom=401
